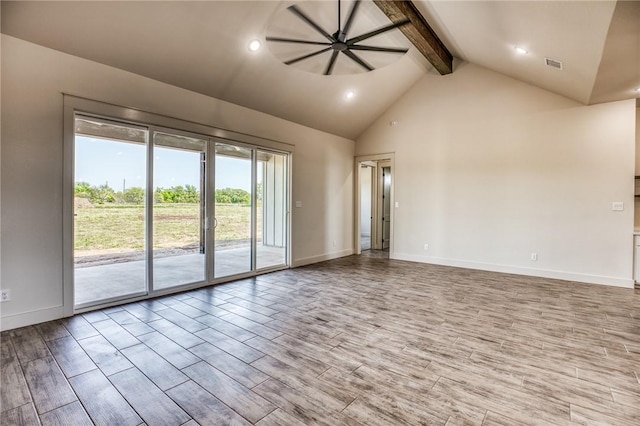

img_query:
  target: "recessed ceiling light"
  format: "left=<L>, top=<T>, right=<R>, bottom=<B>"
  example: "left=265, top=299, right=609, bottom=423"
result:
left=344, top=91, right=355, bottom=100
left=635, top=87, right=640, bottom=93
left=515, top=46, right=528, bottom=55
left=248, top=39, right=261, bottom=52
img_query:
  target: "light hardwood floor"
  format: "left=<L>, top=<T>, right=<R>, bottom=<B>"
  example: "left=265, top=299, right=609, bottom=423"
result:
left=2, top=253, right=640, bottom=425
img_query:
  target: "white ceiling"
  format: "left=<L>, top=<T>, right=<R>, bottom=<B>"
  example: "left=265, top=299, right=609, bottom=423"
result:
left=415, top=0, right=639, bottom=106
left=2, top=1, right=638, bottom=139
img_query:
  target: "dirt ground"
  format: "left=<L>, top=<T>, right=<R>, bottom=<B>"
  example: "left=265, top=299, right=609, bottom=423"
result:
left=74, top=239, right=250, bottom=268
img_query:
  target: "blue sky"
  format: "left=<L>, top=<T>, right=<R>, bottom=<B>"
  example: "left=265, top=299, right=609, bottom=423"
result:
left=75, top=136, right=251, bottom=191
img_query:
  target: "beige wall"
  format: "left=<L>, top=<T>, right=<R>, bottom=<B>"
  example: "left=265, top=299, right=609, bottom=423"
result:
left=0, top=35, right=354, bottom=330
left=635, top=107, right=640, bottom=174
left=357, top=61, right=636, bottom=287
left=635, top=107, right=640, bottom=226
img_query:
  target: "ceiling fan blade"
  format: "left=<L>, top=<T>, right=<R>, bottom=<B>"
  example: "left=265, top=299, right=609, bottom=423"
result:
left=342, top=49, right=374, bottom=72
left=288, top=5, right=335, bottom=42
left=324, top=50, right=340, bottom=75
left=342, top=0, right=361, bottom=35
left=347, top=19, right=410, bottom=45
left=266, top=36, right=331, bottom=46
left=284, top=47, right=332, bottom=65
left=349, top=45, right=408, bottom=54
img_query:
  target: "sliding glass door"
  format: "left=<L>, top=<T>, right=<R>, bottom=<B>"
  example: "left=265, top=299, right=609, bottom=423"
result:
left=73, top=113, right=289, bottom=309
left=257, top=150, right=288, bottom=269
left=74, top=117, right=148, bottom=306
left=212, top=144, right=289, bottom=278
left=153, top=131, right=208, bottom=290
left=214, top=143, right=253, bottom=279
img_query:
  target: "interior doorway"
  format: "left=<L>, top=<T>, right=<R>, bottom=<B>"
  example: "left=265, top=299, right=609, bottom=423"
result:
left=355, top=154, right=394, bottom=257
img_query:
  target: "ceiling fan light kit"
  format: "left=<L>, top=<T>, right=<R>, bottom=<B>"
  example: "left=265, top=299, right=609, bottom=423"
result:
left=266, top=0, right=410, bottom=75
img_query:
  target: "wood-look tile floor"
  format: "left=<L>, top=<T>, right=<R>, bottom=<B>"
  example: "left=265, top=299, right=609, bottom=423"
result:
left=2, top=253, right=640, bottom=425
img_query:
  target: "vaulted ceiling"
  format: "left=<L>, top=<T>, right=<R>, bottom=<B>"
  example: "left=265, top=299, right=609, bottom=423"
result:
left=2, top=1, right=638, bottom=140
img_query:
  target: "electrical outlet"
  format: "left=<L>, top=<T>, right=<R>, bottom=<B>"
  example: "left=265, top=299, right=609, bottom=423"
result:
left=530, top=253, right=538, bottom=261
left=1, top=289, right=11, bottom=302
left=423, top=244, right=429, bottom=251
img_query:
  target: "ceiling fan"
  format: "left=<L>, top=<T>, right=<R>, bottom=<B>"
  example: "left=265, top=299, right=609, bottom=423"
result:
left=266, top=0, right=411, bottom=75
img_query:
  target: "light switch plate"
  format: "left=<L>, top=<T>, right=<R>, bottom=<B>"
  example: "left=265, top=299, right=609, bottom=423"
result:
left=295, top=201, right=302, bottom=208
left=611, top=202, right=624, bottom=211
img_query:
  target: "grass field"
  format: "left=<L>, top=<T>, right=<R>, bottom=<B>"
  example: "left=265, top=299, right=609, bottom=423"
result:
left=74, top=202, right=257, bottom=255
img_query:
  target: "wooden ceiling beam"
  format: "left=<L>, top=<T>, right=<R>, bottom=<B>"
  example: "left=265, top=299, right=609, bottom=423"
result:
left=373, top=0, right=453, bottom=75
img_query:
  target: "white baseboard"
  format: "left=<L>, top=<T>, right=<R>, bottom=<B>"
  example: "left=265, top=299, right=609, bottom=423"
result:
left=391, top=253, right=634, bottom=289
left=4, top=252, right=628, bottom=331
left=292, top=249, right=353, bottom=268
left=0, top=306, right=65, bottom=331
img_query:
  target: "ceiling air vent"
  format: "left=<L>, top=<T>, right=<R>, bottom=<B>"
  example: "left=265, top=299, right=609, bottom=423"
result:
left=545, top=57, right=563, bottom=70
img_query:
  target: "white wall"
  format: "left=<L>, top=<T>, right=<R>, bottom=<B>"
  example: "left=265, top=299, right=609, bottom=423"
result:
left=357, top=61, right=636, bottom=288
left=0, top=35, right=354, bottom=330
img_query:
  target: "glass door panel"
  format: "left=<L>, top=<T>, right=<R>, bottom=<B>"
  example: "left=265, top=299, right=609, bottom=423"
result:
left=256, top=150, right=288, bottom=269
left=152, top=132, right=207, bottom=290
left=214, top=143, right=253, bottom=278
left=74, top=116, right=148, bottom=307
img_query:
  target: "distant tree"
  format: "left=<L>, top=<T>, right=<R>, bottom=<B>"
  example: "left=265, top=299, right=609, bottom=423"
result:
left=123, top=187, right=145, bottom=204
left=154, top=188, right=165, bottom=204
left=215, top=188, right=250, bottom=204
left=75, top=182, right=92, bottom=198
left=183, top=185, right=200, bottom=203
left=155, top=185, right=201, bottom=204
left=75, top=182, right=116, bottom=204
left=215, top=190, right=232, bottom=204
left=92, top=184, right=116, bottom=204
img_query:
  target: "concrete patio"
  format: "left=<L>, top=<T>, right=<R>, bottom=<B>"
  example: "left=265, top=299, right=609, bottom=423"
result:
left=75, top=245, right=285, bottom=306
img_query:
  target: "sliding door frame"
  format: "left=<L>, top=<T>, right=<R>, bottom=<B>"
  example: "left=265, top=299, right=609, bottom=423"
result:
left=63, top=95, right=293, bottom=316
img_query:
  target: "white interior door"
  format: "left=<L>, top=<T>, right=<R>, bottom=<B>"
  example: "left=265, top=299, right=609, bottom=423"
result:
left=382, top=166, right=391, bottom=249
left=360, top=165, right=374, bottom=251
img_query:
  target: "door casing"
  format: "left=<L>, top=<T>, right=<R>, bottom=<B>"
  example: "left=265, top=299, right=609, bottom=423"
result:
left=354, top=154, right=395, bottom=256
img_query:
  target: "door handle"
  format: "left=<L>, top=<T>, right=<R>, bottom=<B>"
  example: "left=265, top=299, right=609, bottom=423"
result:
left=214, top=218, right=218, bottom=229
